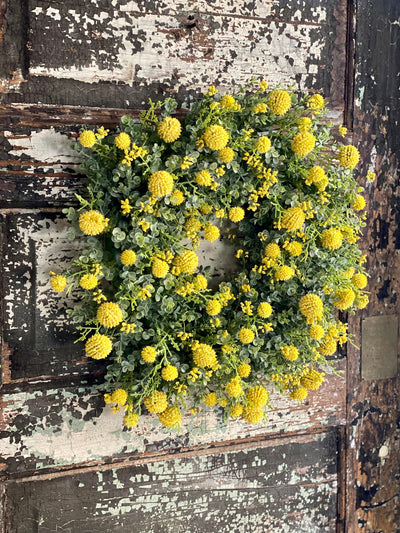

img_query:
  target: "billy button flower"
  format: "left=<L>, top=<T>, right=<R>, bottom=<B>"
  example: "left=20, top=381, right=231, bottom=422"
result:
left=280, top=207, right=305, bottom=232
left=203, top=125, right=229, bottom=150
left=333, top=288, right=355, bottom=310
left=242, top=406, right=264, bottom=424
left=192, top=343, right=218, bottom=368
left=161, top=365, right=178, bottom=381
left=218, top=147, right=235, bottom=163
left=124, top=412, right=140, bottom=428
left=152, top=258, right=169, bottom=278
left=172, top=250, right=198, bottom=275
left=206, top=299, right=222, bottom=316
left=226, top=377, right=244, bottom=398
left=257, top=302, right=272, bottom=318
left=275, top=266, right=295, bottom=281
left=352, top=273, right=367, bottom=289
left=141, top=346, right=157, bottom=363
left=246, top=386, right=269, bottom=407
left=338, top=145, right=360, bottom=169
left=256, top=136, right=271, bottom=153
left=157, top=116, right=182, bottom=143
left=318, top=337, right=337, bottom=356
left=85, top=333, right=113, bottom=359
left=268, top=89, right=291, bottom=115
left=290, top=386, right=308, bottom=401
left=144, top=391, right=168, bottom=414
left=148, top=170, right=174, bottom=197
left=97, top=302, right=123, bottom=328
left=204, top=392, right=218, bottom=406
left=321, top=228, right=343, bottom=250
left=238, top=328, right=255, bottom=344
left=228, top=207, right=245, bottom=222
left=307, top=94, right=324, bottom=111
left=79, top=273, right=98, bottom=290
left=300, top=368, right=324, bottom=390
left=79, top=210, right=108, bottom=236
left=158, top=406, right=182, bottom=428
left=229, top=403, right=244, bottom=418
left=281, top=345, right=299, bottom=361
left=114, top=132, right=131, bottom=150
left=291, top=131, right=316, bottom=157
left=238, top=362, right=251, bottom=378
left=353, top=195, right=366, bottom=210
left=264, top=243, right=280, bottom=258
left=170, top=189, right=185, bottom=206
left=50, top=272, right=67, bottom=292
left=299, top=294, right=324, bottom=323
left=204, top=224, right=220, bottom=242
left=121, top=249, right=137, bottom=266
left=79, top=130, right=96, bottom=148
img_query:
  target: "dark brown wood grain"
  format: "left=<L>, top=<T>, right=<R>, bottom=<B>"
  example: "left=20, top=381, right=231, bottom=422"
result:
left=344, top=1, right=400, bottom=531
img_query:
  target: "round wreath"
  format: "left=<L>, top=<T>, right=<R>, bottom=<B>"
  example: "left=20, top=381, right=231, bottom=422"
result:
left=50, top=80, right=371, bottom=430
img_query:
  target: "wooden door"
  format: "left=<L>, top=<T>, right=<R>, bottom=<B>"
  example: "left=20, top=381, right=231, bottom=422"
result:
left=0, top=1, right=398, bottom=532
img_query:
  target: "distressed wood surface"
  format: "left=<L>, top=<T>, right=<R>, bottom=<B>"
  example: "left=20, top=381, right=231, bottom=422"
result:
left=0, top=359, right=345, bottom=476
left=4, top=431, right=339, bottom=533
left=0, top=0, right=347, bottom=108
left=342, top=2, right=400, bottom=531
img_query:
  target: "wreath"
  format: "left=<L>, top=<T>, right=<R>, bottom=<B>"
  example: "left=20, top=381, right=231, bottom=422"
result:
left=50, top=80, right=371, bottom=430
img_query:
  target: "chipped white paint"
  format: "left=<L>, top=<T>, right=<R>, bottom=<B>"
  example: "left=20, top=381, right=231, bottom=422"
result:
left=30, top=9, right=327, bottom=96
left=4, top=129, right=78, bottom=165
left=0, top=374, right=344, bottom=470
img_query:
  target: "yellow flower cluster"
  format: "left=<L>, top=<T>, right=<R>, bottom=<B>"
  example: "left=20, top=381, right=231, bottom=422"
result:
left=280, top=207, right=305, bottom=232
left=203, top=125, right=229, bottom=150
left=50, top=273, right=67, bottom=292
left=338, top=145, right=360, bottom=168
left=158, top=406, right=182, bottom=428
left=148, top=171, right=174, bottom=197
left=292, top=131, right=316, bottom=156
left=144, top=391, right=168, bottom=413
left=268, top=90, right=291, bottom=115
left=97, top=302, right=123, bottom=328
left=192, top=343, right=217, bottom=368
left=85, top=333, right=113, bottom=359
left=158, top=117, right=182, bottom=143
left=79, top=273, right=98, bottom=290
left=79, top=210, right=108, bottom=236
left=172, top=250, right=198, bottom=275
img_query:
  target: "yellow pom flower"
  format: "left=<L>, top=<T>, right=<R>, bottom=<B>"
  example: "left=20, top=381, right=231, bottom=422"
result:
left=204, top=225, right=220, bottom=242
left=356, top=294, right=369, bottom=309
left=299, top=294, right=323, bottom=322
left=148, top=170, right=174, bottom=197
left=124, top=412, right=140, bottom=428
left=158, top=406, right=182, bottom=428
left=268, top=90, right=291, bottom=115
left=115, top=132, right=131, bottom=150
left=161, top=365, right=178, bottom=381
left=307, top=94, right=324, bottom=110
left=242, top=406, right=264, bottom=424
left=290, top=386, right=308, bottom=401
left=144, top=391, right=168, bottom=414
left=352, top=273, right=367, bottom=289
left=111, top=388, right=127, bottom=406
left=256, top=136, right=271, bottom=153
left=334, top=288, right=355, bottom=310
left=203, top=125, right=229, bottom=150
left=246, top=386, right=269, bottom=407
left=275, top=266, right=295, bottom=281
left=193, top=274, right=208, bottom=290
left=141, top=346, right=157, bottom=363
left=79, top=130, right=96, bottom=148
left=229, top=207, right=245, bottom=222
left=292, top=131, right=316, bottom=156
left=318, top=337, right=337, bottom=356
left=218, top=147, right=235, bottom=163
left=158, top=116, right=181, bottom=143
left=321, top=228, right=343, bottom=250
left=204, top=392, right=218, bottom=406
left=170, top=189, right=185, bottom=205
left=220, top=94, right=236, bottom=109
left=206, top=299, right=222, bottom=316
left=281, top=207, right=305, bottom=232
left=195, top=170, right=212, bottom=186
left=79, top=210, right=108, bottom=236
left=264, top=243, right=280, bottom=258
left=185, top=217, right=202, bottom=236
left=97, top=302, right=123, bottom=328
left=338, top=145, right=360, bottom=168
left=192, top=343, right=217, bottom=368
left=238, top=328, right=255, bottom=344
left=353, top=195, right=366, bottom=210
left=284, top=241, right=303, bottom=256
left=173, top=250, right=198, bottom=274
left=85, top=333, right=113, bottom=359
left=281, top=345, right=299, bottom=361
left=309, top=324, right=324, bottom=340
left=257, top=302, right=272, bottom=318
left=218, top=398, right=228, bottom=407
left=50, top=274, right=67, bottom=292
left=152, top=258, right=169, bottom=278
left=297, top=117, right=312, bottom=132
left=306, top=166, right=328, bottom=190
left=238, top=362, right=251, bottom=378
left=121, top=249, right=137, bottom=266
left=79, top=273, right=98, bottom=290
left=229, top=403, right=244, bottom=418
left=300, top=368, right=324, bottom=390
left=226, top=377, right=244, bottom=398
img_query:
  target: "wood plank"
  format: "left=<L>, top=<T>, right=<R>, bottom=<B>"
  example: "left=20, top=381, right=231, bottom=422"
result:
left=4, top=430, right=339, bottom=533
left=345, top=1, right=400, bottom=531
left=0, top=360, right=345, bottom=475
left=0, top=0, right=347, bottom=108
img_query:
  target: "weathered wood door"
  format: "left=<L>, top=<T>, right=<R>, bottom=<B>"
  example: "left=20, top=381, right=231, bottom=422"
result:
left=1, top=1, right=399, bottom=532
